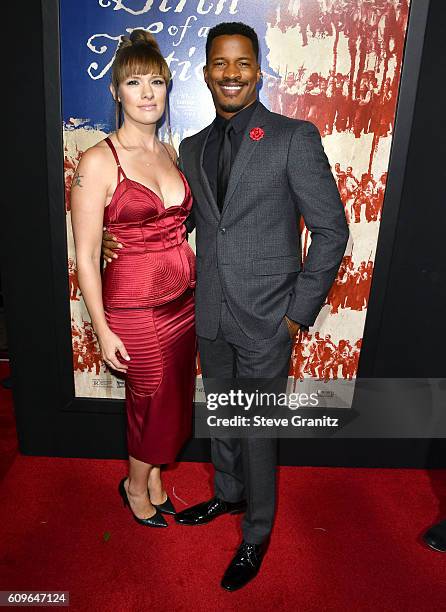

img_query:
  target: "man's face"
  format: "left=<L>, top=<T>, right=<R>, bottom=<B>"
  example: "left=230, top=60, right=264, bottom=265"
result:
left=204, top=34, right=261, bottom=119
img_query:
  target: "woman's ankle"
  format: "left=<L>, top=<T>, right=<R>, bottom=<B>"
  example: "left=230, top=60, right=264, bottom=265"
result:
left=127, top=479, right=149, bottom=498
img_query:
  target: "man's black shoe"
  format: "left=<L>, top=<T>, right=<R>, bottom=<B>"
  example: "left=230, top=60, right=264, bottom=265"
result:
left=174, top=496, right=246, bottom=525
left=423, top=520, right=446, bottom=552
left=221, top=540, right=264, bottom=591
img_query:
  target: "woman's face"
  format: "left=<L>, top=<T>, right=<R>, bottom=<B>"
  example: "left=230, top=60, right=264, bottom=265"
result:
left=113, top=73, right=167, bottom=126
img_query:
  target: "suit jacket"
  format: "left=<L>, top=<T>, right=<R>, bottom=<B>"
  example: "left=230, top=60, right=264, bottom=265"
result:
left=179, top=102, right=349, bottom=341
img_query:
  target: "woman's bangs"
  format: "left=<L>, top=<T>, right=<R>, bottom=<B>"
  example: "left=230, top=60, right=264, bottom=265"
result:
left=116, top=49, right=169, bottom=84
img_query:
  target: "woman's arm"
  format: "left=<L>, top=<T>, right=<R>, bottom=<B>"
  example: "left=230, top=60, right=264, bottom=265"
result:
left=71, top=147, right=130, bottom=372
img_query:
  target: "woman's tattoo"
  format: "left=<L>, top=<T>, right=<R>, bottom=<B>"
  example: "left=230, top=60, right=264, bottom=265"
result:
left=73, top=171, right=83, bottom=188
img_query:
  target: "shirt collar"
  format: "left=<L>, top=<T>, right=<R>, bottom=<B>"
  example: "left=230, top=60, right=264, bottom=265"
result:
left=214, top=99, right=259, bottom=134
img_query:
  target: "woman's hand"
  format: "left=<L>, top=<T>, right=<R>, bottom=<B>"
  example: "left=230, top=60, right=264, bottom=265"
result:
left=97, top=329, right=130, bottom=373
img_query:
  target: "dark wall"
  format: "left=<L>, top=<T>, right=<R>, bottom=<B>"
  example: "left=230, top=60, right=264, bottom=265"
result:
left=3, top=2, right=128, bottom=458
left=2, top=0, right=445, bottom=467
left=4, top=4, right=55, bottom=451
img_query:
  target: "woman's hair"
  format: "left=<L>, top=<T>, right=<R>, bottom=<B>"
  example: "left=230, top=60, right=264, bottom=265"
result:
left=112, top=29, right=172, bottom=130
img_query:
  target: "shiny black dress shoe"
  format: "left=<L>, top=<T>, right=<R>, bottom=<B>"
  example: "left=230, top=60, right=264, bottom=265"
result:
left=174, top=496, right=247, bottom=525
left=118, top=478, right=167, bottom=527
left=423, top=519, right=446, bottom=552
left=150, top=492, right=176, bottom=516
left=221, top=540, right=265, bottom=591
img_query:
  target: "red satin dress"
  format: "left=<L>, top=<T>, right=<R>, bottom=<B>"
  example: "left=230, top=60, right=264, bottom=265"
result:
left=102, top=137, right=196, bottom=464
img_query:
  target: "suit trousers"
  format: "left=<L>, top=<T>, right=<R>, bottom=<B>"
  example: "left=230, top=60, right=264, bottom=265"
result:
left=198, top=299, right=293, bottom=544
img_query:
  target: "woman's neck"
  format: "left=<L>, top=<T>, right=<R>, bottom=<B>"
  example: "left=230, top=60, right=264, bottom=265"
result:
left=118, top=118, right=158, bottom=152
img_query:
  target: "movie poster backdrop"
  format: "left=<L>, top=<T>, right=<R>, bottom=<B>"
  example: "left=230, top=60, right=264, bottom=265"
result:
left=60, top=0, right=410, bottom=399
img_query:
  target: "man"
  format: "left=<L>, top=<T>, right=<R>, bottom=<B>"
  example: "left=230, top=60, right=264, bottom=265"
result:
left=103, top=22, right=348, bottom=590
left=278, top=71, right=300, bottom=118
left=345, top=165, right=359, bottom=195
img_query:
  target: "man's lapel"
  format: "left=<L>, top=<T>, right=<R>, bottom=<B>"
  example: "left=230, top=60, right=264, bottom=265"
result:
left=221, top=102, right=271, bottom=217
left=198, top=123, right=221, bottom=220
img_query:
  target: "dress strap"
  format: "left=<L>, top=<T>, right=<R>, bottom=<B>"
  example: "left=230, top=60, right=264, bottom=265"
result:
left=104, top=136, right=126, bottom=180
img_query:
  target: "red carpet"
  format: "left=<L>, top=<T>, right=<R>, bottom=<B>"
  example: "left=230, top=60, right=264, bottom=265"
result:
left=0, top=361, right=445, bottom=611
left=0, top=362, right=18, bottom=481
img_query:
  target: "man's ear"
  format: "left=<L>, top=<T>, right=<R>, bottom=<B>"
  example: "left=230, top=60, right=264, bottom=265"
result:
left=203, top=65, right=208, bottom=86
left=256, top=64, right=262, bottom=84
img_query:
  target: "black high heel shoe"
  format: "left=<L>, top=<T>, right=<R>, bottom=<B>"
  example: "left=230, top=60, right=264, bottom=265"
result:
left=150, top=492, right=177, bottom=516
left=118, top=478, right=168, bottom=527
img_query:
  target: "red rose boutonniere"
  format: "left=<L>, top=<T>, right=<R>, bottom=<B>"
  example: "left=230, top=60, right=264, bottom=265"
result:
left=249, top=127, right=264, bottom=141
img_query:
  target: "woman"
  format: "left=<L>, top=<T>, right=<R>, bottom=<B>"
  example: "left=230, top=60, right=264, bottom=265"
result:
left=71, top=30, right=196, bottom=527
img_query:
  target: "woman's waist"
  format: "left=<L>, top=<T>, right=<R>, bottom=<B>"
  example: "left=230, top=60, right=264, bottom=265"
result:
left=105, top=220, right=187, bottom=252
left=102, top=241, right=195, bottom=294
left=103, top=242, right=194, bottom=269
left=102, top=241, right=196, bottom=306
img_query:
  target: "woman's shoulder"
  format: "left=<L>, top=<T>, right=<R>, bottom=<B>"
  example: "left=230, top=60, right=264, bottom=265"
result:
left=73, top=137, right=117, bottom=193
left=78, top=136, right=115, bottom=168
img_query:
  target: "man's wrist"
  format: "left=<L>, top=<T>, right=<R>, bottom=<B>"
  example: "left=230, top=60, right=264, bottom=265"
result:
left=284, top=315, right=300, bottom=327
left=285, top=314, right=309, bottom=334
left=284, top=315, right=301, bottom=336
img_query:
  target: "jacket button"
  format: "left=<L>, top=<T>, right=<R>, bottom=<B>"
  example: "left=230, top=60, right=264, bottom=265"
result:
left=220, top=227, right=226, bottom=233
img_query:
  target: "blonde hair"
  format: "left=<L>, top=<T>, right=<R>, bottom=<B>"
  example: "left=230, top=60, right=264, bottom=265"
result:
left=112, top=29, right=172, bottom=136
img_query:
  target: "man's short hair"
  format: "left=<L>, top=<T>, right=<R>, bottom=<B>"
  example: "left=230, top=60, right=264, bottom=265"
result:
left=206, top=22, right=259, bottom=63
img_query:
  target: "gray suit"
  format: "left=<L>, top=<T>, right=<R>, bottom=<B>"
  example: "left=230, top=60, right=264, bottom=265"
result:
left=179, top=102, right=349, bottom=543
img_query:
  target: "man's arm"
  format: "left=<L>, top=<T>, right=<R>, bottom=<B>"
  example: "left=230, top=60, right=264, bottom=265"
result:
left=285, top=121, right=349, bottom=327
left=178, top=140, right=196, bottom=235
left=185, top=200, right=196, bottom=235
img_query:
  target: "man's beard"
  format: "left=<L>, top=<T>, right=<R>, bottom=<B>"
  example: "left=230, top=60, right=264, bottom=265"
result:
left=219, top=102, right=247, bottom=113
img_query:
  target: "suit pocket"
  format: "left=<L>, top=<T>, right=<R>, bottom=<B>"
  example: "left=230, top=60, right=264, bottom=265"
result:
left=252, top=255, right=301, bottom=276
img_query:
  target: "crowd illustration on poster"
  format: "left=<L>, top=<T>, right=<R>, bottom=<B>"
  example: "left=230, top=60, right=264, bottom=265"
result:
left=71, top=317, right=105, bottom=378
left=290, top=333, right=362, bottom=383
left=61, top=0, right=410, bottom=399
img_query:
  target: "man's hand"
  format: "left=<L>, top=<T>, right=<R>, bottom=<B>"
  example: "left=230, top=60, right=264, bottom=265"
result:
left=102, top=230, right=122, bottom=263
left=284, top=315, right=301, bottom=339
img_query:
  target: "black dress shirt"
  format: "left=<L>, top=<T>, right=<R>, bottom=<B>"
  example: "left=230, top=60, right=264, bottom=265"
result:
left=203, top=99, right=259, bottom=202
